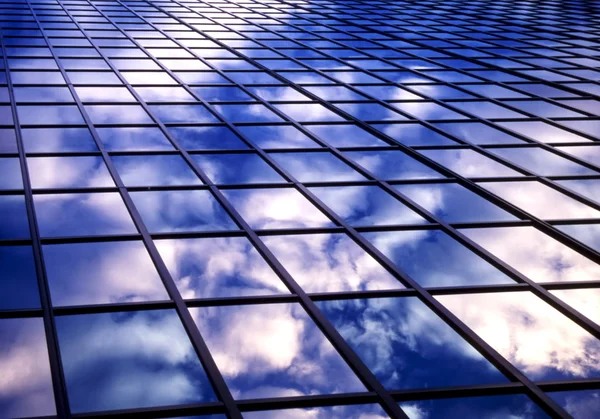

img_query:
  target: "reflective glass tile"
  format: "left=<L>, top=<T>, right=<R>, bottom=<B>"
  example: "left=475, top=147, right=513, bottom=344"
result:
left=371, top=123, right=457, bottom=146
left=419, top=149, right=523, bottom=177
left=121, top=71, right=177, bottom=85
left=549, top=390, right=600, bottom=419
left=14, top=86, right=74, bottom=103
left=34, top=193, right=137, bottom=238
left=0, top=318, right=56, bottom=417
left=223, top=188, right=333, bottom=229
left=0, top=195, right=30, bottom=239
left=400, top=395, right=548, bottom=419
left=112, top=155, right=202, bottom=187
left=10, top=71, right=65, bottom=85
left=131, top=190, right=237, bottom=233
left=449, top=101, right=526, bottom=119
left=44, top=241, right=168, bottom=306
left=262, top=233, right=403, bottom=292
left=0, top=246, right=40, bottom=310
left=75, top=87, right=135, bottom=103
left=68, top=71, right=122, bottom=85
left=395, top=183, right=517, bottom=223
left=270, top=152, right=366, bottom=182
left=169, top=126, right=247, bottom=150
left=176, top=72, right=230, bottom=85
left=438, top=291, right=600, bottom=381
left=480, top=181, right=600, bottom=219
left=305, top=124, right=388, bottom=147
left=56, top=310, right=217, bottom=413
left=191, top=153, right=284, bottom=184
left=97, top=127, right=173, bottom=151
left=0, top=158, right=23, bottom=190
left=462, top=226, right=600, bottom=283
left=489, top=147, right=597, bottom=176
left=498, top=121, right=590, bottom=143
left=363, top=229, right=513, bottom=287
left=155, top=237, right=289, bottom=299
left=274, top=103, right=345, bottom=122
left=460, top=84, right=529, bottom=98
left=149, top=104, right=218, bottom=124
left=0, top=129, right=17, bottom=153
left=506, top=100, right=585, bottom=118
left=310, top=185, right=427, bottom=226
left=213, top=104, right=283, bottom=123
left=391, top=102, right=469, bottom=120
left=22, top=127, right=97, bottom=152
left=335, top=102, right=407, bottom=121
left=560, top=120, right=600, bottom=139
left=192, top=86, right=253, bottom=102
left=432, top=122, right=524, bottom=145
left=27, top=156, right=114, bottom=189
left=344, top=150, right=444, bottom=180
left=357, top=85, right=422, bottom=100
left=244, top=404, right=388, bottom=419
left=551, top=288, right=600, bottom=328
left=302, top=85, right=368, bottom=101
left=190, top=303, right=365, bottom=398
left=238, top=125, right=319, bottom=149
left=557, top=224, right=600, bottom=251
left=85, top=105, right=153, bottom=124
left=557, top=145, right=600, bottom=167
left=318, top=297, right=507, bottom=389
left=18, top=105, right=84, bottom=125
left=135, top=87, right=196, bottom=102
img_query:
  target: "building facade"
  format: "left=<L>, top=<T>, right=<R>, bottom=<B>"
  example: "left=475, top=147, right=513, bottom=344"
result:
left=1, top=0, right=600, bottom=418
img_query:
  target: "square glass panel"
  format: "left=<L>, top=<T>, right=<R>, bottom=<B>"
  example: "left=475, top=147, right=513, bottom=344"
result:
left=274, top=103, right=345, bottom=122
left=169, top=126, right=247, bottom=150
left=270, top=152, right=366, bottom=182
left=432, top=122, right=524, bottom=145
left=96, top=127, right=173, bottom=151
left=420, top=149, right=523, bottom=177
left=27, top=156, right=114, bottom=189
left=22, top=128, right=97, bottom=152
left=305, top=124, right=388, bottom=147
left=149, top=104, right=218, bottom=124
left=344, top=150, right=444, bottom=180
left=0, top=158, right=23, bottom=190
left=191, top=153, right=284, bottom=184
left=0, top=246, right=40, bottom=309
left=213, top=104, right=283, bottom=123
left=0, top=195, right=30, bottom=239
left=491, top=147, right=597, bottom=176
left=112, top=155, right=202, bottom=187
left=18, top=105, right=84, bottom=125
left=238, top=125, right=319, bottom=149
left=371, top=123, right=457, bottom=146
left=85, top=105, right=153, bottom=124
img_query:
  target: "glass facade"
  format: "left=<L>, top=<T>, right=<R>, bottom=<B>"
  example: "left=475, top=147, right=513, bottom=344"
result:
left=0, top=0, right=599, bottom=418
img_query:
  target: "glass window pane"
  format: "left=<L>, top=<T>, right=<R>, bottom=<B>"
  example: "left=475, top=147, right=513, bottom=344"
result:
left=344, top=150, right=444, bottom=180
left=0, top=195, right=30, bottom=239
left=28, top=157, right=114, bottom=189
left=549, top=389, right=600, bottom=418
left=305, top=124, right=388, bottom=147
left=169, top=126, right=247, bottom=151
left=97, top=127, right=173, bottom=151
left=191, top=153, right=284, bottom=185
left=22, top=127, right=97, bottom=153
left=419, top=149, right=523, bottom=177
left=238, top=125, right=319, bottom=149
left=0, top=246, right=40, bottom=309
left=270, top=152, right=366, bottom=182
left=0, top=158, right=23, bottom=190
left=244, top=404, right=388, bottom=419
left=112, top=155, right=202, bottom=187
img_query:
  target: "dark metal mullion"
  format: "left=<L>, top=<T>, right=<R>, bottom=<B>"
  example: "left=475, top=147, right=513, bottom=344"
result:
left=25, top=3, right=243, bottom=419
left=131, top=3, right=581, bottom=417
left=0, top=28, right=71, bottom=419
left=82, top=3, right=411, bottom=419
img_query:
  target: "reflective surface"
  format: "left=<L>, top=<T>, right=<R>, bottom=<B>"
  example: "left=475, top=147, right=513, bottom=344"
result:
left=243, top=404, right=388, bottom=419
left=0, top=246, right=40, bottom=310
left=191, top=153, right=284, bottom=184
left=112, top=155, right=202, bottom=187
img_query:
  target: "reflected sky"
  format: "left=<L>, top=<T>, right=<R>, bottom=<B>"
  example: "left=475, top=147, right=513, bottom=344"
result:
left=0, top=318, right=56, bottom=418
left=370, top=123, right=457, bottom=146
left=112, top=155, right=202, bottom=187
left=27, top=156, right=115, bottom=189
left=557, top=224, right=600, bottom=251
left=419, top=149, right=522, bottom=177
left=391, top=102, right=468, bottom=120
left=56, top=309, right=217, bottom=413
left=97, top=127, right=174, bottom=151
left=0, top=158, right=23, bottom=190
left=480, top=181, right=600, bottom=219
left=34, top=192, right=137, bottom=238
left=557, top=179, right=600, bottom=204
left=399, top=394, right=548, bottom=419
left=362, top=230, right=514, bottom=287
left=261, top=233, right=403, bottom=292
left=344, top=150, right=444, bottom=180
left=169, top=126, right=247, bottom=151
left=0, top=195, right=30, bottom=239
left=0, top=246, right=40, bottom=310
left=394, top=183, right=517, bottom=223
left=438, top=291, right=600, bottom=381
left=557, top=145, right=600, bottom=167
left=489, top=147, right=597, bottom=176
left=131, top=190, right=237, bottom=233
left=43, top=241, right=168, bottom=307
left=223, top=188, right=333, bottom=229
left=22, top=127, right=98, bottom=153
left=462, top=226, right=600, bottom=283
left=243, top=404, right=388, bottom=419
left=432, top=122, right=524, bottom=145
left=191, top=153, right=284, bottom=184
left=155, top=237, right=289, bottom=299
left=551, top=288, right=600, bottom=327
left=309, top=185, right=428, bottom=226
left=274, top=103, right=345, bottom=123
left=498, top=121, right=590, bottom=143
left=270, top=152, right=366, bottom=182
left=317, top=297, right=507, bottom=390
left=190, top=303, right=365, bottom=399
left=550, top=389, right=600, bottom=419
left=238, top=125, right=320, bottom=149
left=305, top=124, right=388, bottom=147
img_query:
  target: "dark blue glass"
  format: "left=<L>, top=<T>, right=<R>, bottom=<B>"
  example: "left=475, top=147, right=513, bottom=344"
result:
left=449, top=101, right=526, bottom=119
left=399, top=395, right=548, bottom=419
left=34, top=193, right=137, bottom=238
left=192, top=86, right=253, bottom=101
left=112, top=155, right=202, bottom=187
left=150, top=104, right=218, bottom=124
left=363, top=229, right=514, bottom=287
left=18, top=105, right=84, bottom=125
left=310, top=186, right=427, bottom=226
left=238, top=125, right=320, bottom=149
left=191, top=153, right=284, bottom=184
left=85, top=105, right=153, bottom=124
left=433, top=122, right=524, bottom=145
left=14, top=86, right=74, bottom=102
left=55, top=310, right=217, bottom=413
left=169, top=126, right=247, bottom=150
left=335, top=102, right=407, bottom=121
left=262, top=233, right=402, bottom=292
left=270, top=152, right=366, bottom=182
left=213, top=104, right=283, bottom=123
left=0, top=158, right=23, bottom=190
left=247, top=86, right=311, bottom=101
left=97, top=127, right=173, bottom=151
left=0, top=246, right=40, bottom=309
left=155, top=237, right=288, bottom=299
left=371, top=123, right=457, bottom=146
left=550, top=389, right=600, bottom=418
left=0, top=195, right=30, bottom=239
left=498, top=121, right=589, bottom=143
left=303, top=85, right=368, bottom=100
left=408, top=84, right=476, bottom=99
left=391, top=102, right=469, bottom=120
left=344, top=150, right=444, bottom=180
left=0, top=129, right=17, bottom=153
left=305, top=124, right=388, bottom=147
left=190, top=303, right=365, bottom=399
left=22, top=127, right=98, bottom=152
left=395, top=183, right=517, bottom=223
left=420, top=149, right=522, bottom=177
left=131, top=190, right=237, bottom=233
left=44, top=241, right=168, bottom=306
left=0, top=318, right=56, bottom=417
left=223, top=188, right=333, bottom=229
left=317, top=297, right=507, bottom=389
left=274, top=103, right=345, bottom=122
